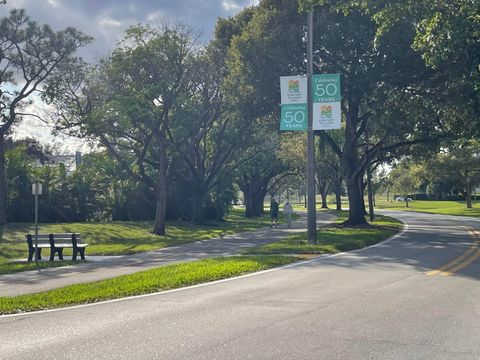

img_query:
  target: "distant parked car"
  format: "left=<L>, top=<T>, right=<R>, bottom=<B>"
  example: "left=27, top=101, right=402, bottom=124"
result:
left=395, top=196, right=404, bottom=201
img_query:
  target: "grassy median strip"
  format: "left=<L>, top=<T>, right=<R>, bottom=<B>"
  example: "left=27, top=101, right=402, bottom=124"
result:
left=245, top=213, right=402, bottom=255
left=0, top=255, right=297, bottom=315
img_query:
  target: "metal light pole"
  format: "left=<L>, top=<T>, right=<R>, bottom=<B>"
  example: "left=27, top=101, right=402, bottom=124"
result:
left=32, top=183, right=42, bottom=263
left=307, top=10, right=317, bottom=244
left=366, top=128, right=375, bottom=221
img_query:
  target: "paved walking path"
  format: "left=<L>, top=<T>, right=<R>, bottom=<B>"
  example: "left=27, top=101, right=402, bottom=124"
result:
left=0, top=211, right=336, bottom=297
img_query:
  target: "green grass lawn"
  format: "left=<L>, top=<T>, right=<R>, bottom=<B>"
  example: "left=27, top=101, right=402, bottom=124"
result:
left=375, top=199, right=480, bottom=217
left=0, top=208, right=276, bottom=274
left=0, top=255, right=297, bottom=315
left=0, top=260, right=84, bottom=275
left=244, top=212, right=402, bottom=255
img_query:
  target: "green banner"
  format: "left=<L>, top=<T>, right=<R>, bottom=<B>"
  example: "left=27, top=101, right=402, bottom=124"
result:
left=280, top=104, right=307, bottom=131
left=312, top=74, right=341, bottom=103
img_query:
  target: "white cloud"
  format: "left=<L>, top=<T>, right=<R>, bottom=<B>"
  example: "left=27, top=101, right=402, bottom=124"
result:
left=46, top=0, right=60, bottom=8
left=13, top=97, right=54, bottom=143
left=98, top=16, right=123, bottom=28
left=95, top=14, right=128, bottom=54
left=147, top=11, right=163, bottom=22
left=222, top=0, right=258, bottom=12
left=222, top=0, right=242, bottom=12
left=128, top=3, right=137, bottom=13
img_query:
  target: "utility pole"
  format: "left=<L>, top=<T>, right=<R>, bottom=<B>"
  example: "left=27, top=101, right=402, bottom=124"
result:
left=34, top=187, right=39, bottom=263
left=32, top=183, right=42, bottom=263
left=366, top=128, right=374, bottom=221
left=307, top=10, right=317, bottom=244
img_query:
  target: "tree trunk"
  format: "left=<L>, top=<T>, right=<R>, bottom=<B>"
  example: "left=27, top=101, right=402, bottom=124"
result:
left=318, top=180, right=329, bottom=209
left=243, top=188, right=267, bottom=218
left=244, top=189, right=254, bottom=218
left=321, top=193, right=328, bottom=208
left=335, top=178, right=342, bottom=211
left=320, top=187, right=328, bottom=209
left=345, top=175, right=368, bottom=225
left=112, top=182, right=121, bottom=221
left=359, top=177, right=367, bottom=215
left=254, top=190, right=266, bottom=215
left=367, top=164, right=374, bottom=221
left=153, top=195, right=166, bottom=235
left=0, top=136, right=6, bottom=224
left=240, top=172, right=271, bottom=219
left=152, top=138, right=167, bottom=236
left=192, top=190, right=206, bottom=224
left=466, top=183, right=472, bottom=209
left=342, top=99, right=368, bottom=225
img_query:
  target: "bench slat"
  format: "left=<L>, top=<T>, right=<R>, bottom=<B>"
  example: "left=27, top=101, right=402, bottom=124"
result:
left=26, top=235, right=84, bottom=241
left=54, top=243, right=89, bottom=247
left=27, top=233, right=80, bottom=236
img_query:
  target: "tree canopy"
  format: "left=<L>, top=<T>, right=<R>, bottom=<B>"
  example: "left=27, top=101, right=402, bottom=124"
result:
left=0, top=8, right=91, bottom=224
left=2, top=1, right=479, bottom=235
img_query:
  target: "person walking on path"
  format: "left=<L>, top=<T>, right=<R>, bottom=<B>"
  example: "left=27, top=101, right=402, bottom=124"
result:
left=270, top=199, right=279, bottom=227
left=283, top=201, right=294, bottom=228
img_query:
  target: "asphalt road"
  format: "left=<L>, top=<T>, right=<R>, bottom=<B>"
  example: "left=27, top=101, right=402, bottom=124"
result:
left=1, top=210, right=480, bottom=359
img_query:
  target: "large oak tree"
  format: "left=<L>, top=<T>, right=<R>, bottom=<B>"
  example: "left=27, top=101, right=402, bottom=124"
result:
left=0, top=9, right=91, bottom=224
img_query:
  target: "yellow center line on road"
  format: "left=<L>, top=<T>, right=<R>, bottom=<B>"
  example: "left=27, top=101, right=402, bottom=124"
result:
left=426, top=227, right=480, bottom=276
left=440, top=229, right=480, bottom=276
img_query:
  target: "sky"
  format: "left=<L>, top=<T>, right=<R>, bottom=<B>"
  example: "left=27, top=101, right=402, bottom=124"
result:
left=1, top=0, right=258, bottom=152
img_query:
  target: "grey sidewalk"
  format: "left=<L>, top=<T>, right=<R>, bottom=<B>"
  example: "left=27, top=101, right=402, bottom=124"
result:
left=0, top=211, right=336, bottom=297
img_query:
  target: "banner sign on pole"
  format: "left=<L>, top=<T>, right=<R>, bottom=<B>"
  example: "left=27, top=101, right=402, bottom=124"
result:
left=312, top=73, right=341, bottom=102
left=280, top=76, right=308, bottom=104
left=279, top=76, right=308, bottom=131
left=280, top=104, right=307, bottom=130
left=312, top=74, right=341, bottom=130
left=280, top=73, right=341, bottom=131
left=312, top=101, right=341, bottom=130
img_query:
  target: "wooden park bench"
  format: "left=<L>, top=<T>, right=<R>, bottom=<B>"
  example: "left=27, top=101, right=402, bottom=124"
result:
left=25, top=233, right=88, bottom=262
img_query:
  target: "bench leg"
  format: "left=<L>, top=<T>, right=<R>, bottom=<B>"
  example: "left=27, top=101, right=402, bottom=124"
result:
left=49, top=248, right=64, bottom=261
left=73, top=248, right=86, bottom=261
left=72, top=249, right=85, bottom=261
left=28, top=248, right=43, bottom=262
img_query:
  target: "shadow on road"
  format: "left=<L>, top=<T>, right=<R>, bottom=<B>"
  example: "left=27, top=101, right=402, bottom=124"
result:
left=293, top=213, right=480, bottom=282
